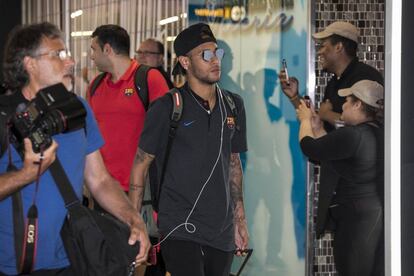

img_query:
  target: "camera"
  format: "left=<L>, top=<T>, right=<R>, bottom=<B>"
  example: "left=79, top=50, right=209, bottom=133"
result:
left=11, top=83, right=86, bottom=153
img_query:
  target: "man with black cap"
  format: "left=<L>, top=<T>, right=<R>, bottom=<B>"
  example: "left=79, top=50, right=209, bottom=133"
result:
left=129, top=23, right=249, bottom=275
left=279, top=21, right=383, bottom=131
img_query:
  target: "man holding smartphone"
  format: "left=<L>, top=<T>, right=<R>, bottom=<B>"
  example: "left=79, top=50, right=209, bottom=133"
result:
left=279, top=21, right=383, bottom=131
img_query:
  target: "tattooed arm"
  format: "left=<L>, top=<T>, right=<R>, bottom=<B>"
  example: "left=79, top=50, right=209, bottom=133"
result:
left=129, top=147, right=155, bottom=212
left=230, top=153, right=249, bottom=252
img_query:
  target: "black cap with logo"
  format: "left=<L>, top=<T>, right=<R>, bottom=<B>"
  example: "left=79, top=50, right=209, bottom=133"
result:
left=172, top=23, right=217, bottom=75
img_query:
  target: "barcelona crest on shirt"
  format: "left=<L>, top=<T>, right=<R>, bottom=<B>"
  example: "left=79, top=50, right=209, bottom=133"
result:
left=227, top=116, right=235, bottom=129
left=124, top=88, right=134, bottom=96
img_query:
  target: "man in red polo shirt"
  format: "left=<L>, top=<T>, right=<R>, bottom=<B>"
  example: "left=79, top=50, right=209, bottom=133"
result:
left=88, top=24, right=169, bottom=196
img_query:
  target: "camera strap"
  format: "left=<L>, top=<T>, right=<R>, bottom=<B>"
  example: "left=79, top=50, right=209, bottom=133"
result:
left=7, top=130, right=41, bottom=274
left=5, top=125, right=26, bottom=274
left=19, top=151, right=43, bottom=274
left=19, top=204, right=38, bottom=274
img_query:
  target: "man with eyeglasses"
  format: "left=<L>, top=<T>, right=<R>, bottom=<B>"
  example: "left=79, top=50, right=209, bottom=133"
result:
left=0, top=22, right=150, bottom=276
left=135, top=38, right=174, bottom=89
left=129, top=23, right=249, bottom=275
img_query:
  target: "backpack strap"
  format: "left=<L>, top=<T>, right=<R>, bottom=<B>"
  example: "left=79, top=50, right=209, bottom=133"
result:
left=220, top=88, right=240, bottom=130
left=169, top=88, right=183, bottom=122
left=134, top=64, right=151, bottom=111
left=221, top=89, right=237, bottom=116
left=153, top=88, right=183, bottom=211
left=88, top=73, right=107, bottom=98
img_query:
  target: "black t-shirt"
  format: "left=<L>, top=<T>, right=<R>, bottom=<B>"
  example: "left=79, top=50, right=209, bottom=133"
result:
left=139, top=83, right=247, bottom=251
left=323, top=58, right=384, bottom=132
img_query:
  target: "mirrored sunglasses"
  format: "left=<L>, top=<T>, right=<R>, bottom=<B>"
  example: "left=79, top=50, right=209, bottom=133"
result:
left=202, top=48, right=225, bottom=62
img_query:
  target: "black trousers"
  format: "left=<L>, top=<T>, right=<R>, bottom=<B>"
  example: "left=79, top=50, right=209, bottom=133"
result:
left=329, top=196, right=384, bottom=276
left=161, top=239, right=234, bottom=276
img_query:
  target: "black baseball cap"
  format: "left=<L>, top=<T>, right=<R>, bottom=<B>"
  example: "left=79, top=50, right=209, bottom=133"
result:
left=172, top=23, right=217, bottom=75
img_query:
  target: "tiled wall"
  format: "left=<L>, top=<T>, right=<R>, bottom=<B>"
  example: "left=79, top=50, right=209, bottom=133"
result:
left=312, top=0, right=385, bottom=275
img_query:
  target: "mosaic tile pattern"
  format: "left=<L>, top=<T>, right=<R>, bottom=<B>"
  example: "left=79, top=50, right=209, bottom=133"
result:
left=311, top=0, right=384, bottom=275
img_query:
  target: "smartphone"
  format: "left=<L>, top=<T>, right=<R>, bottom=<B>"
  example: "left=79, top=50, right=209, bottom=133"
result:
left=282, top=59, right=290, bottom=85
left=303, top=95, right=311, bottom=108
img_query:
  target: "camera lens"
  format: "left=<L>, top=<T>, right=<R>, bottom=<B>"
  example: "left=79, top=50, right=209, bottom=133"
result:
left=39, top=110, right=66, bottom=135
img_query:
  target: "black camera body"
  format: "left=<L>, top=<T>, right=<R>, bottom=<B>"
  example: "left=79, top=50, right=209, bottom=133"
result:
left=11, top=83, right=86, bottom=153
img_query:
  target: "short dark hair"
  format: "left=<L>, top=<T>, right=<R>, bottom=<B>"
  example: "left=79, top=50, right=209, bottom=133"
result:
left=328, top=34, right=358, bottom=58
left=92, top=24, right=130, bottom=56
left=3, top=22, right=62, bottom=90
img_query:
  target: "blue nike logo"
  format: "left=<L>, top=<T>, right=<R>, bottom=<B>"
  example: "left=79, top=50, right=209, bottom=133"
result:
left=183, top=120, right=196, bottom=127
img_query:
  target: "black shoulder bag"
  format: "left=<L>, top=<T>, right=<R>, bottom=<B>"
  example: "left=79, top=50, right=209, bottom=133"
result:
left=49, top=158, right=140, bottom=276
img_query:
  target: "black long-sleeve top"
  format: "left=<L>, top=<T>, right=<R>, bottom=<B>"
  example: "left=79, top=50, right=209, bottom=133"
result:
left=301, top=122, right=384, bottom=236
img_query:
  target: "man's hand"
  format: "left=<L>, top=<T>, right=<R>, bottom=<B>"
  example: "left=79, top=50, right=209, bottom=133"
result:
left=234, top=219, right=249, bottom=256
left=128, top=215, right=151, bottom=266
left=278, top=71, right=299, bottom=99
left=0, top=138, right=58, bottom=200
left=21, top=138, right=58, bottom=182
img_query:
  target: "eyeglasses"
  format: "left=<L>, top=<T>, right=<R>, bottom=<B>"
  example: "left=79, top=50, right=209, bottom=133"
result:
left=135, top=50, right=161, bottom=56
left=200, top=48, right=225, bottom=62
left=34, top=49, right=72, bottom=61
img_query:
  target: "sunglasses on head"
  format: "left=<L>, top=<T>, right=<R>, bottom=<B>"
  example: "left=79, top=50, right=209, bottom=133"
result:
left=201, top=48, right=225, bottom=62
